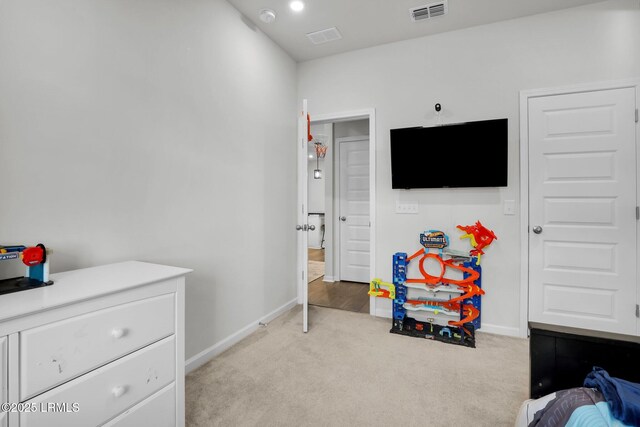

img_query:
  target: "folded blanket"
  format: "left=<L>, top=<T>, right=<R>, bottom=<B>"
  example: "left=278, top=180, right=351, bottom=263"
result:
left=584, top=367, right=640, bottom=426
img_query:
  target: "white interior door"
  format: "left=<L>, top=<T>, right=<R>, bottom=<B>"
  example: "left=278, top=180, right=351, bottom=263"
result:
left=297, top=100, right=309, bottom=333
left=528, top=87, right=637, bottom=335
left=338, top=137, right=370, bottom=283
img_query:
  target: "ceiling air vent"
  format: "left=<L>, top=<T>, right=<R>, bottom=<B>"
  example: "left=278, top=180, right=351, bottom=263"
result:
left=410, top=1, right=448, bottom=22
left=306, top=27, right=343, bottom=45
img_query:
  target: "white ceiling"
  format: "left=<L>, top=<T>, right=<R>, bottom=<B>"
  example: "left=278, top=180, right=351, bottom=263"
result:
left=228, top=0, right=605, bottom=62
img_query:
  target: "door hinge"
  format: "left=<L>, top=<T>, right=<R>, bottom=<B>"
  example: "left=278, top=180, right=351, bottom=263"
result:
left=302, top=270, right=305, bottom=280
left=637, top=206, right=639, bottom=221
left=636, top=108, right=639, bottom=123
left=636, top=304, right=639, bottom=318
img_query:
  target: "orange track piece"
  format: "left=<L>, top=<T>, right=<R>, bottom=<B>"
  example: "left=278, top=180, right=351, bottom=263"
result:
left=374, top=289, right=392, bottom=299
left=448, top=305, right=480, bottom=327
left=407, top=248, right=425, bottom=262
left=446, top=284, right=485, bottom=304
left=404, top=253, right=479, bottom=286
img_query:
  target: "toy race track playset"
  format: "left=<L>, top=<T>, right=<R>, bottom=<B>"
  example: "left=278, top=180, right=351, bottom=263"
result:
left=369, top=222, right=496, bottom=348
left=0, top=244, right=53, bottom=295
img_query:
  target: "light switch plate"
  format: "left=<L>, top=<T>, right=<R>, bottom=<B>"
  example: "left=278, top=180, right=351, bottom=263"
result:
left=504, top=200, right=516, bottom=215
left=396, top=201, right=419, bottom=214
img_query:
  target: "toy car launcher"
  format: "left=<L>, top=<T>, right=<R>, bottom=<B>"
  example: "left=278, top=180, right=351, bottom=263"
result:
left=368, top=223, right=496, bottom=348
left=0, top=244, right=53, bottom=296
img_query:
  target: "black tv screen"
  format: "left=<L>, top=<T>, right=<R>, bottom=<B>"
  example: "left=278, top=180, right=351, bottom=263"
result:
left=390, top=118, right=508, bottom=189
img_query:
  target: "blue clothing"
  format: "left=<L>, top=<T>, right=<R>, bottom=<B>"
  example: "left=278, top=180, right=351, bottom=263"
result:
left=565, top=402, right=630, bottom=427
left=584, top=367, right=640, bottom=426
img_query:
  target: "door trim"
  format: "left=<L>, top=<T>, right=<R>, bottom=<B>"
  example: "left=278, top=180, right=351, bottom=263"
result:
left=310, top=108, right=377, bottom=317
left=519, top=78, right=640, bottom=339
left=335, top=135, right=370, bottom=284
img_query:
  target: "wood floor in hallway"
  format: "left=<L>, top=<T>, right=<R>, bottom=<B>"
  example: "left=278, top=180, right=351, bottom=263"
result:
left=308, top=277, right=370, bottom=313
left=307, top=248, right=369, bottom=314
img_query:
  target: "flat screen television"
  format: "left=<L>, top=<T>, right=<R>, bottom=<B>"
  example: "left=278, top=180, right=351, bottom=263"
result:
left=390, top=118, right=508, bottom=189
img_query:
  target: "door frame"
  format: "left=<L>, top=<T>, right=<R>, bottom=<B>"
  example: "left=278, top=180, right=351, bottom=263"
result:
left=335, top=135, right=371, bottom=284
left=306, top=108, right=377, bottom=317
left=519, top=78, right=640, bottom=339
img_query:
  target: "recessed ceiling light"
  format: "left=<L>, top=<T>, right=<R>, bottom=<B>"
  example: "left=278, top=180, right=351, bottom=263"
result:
left=289, top=1, right=304, bottom=12
left=259, top=9, right=276, bottom=23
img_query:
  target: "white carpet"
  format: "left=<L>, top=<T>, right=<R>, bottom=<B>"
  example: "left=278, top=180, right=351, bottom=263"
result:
left=187, top=305, right=529, bottom=426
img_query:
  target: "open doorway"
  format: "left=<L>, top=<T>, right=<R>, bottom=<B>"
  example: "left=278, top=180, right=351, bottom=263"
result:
left=306, top=118, right=371, bottom=314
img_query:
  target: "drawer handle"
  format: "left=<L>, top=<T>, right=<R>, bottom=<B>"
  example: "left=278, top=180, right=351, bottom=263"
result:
left=112, top=386, right=127, bottom=398
left=110, top=328, right=127, bottom=339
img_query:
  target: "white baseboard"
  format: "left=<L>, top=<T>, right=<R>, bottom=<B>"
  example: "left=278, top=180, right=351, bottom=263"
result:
left=185, top=297, right=298, bottom=374
left=478, top=323, right=521, bottom=338
left=323, top=276, right=335, bottom=283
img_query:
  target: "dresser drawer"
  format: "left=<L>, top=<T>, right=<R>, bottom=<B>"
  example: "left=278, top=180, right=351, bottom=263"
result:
left=20, top=293, right=175, bottom=400
left=21, top=335, right=175, bottom=427
left=103, top=382, right=175, bottom=427
left=1, top=336, right=6, bottom=403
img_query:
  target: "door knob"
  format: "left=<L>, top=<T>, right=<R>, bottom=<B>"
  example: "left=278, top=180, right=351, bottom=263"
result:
left=340, top=216, right=346, bottom=221
left=308, top=225, right=316, bottom=231
left=296, top=225, right=303, bottom=231
left=532, top=226, right=543, bottom=234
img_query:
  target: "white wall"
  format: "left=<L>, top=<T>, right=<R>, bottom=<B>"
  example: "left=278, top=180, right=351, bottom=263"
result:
left=0, top=0, right=297, bottom=360
left=298, top=0, right=640, bottom=335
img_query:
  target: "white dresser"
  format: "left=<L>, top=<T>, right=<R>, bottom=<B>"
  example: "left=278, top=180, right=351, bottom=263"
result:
left=1, top=336, right=6, bottom=427
left=0, top=261, right=191, bottom=427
